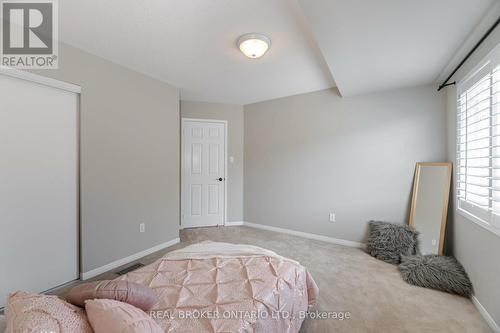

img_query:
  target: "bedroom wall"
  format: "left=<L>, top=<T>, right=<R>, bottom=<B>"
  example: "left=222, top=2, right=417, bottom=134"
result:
left=243, top=85, right=446, bottom=243
left=444, top=3, right=500, bottom=326
left=180, top=101, right=244, bottom=222
left=32, top=43, right=180, bottom=274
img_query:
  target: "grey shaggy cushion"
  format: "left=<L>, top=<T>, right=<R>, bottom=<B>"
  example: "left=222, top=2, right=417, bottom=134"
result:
left=366, top=221, right=418, bottom=264
left=399, top=255, right=473, bottom=298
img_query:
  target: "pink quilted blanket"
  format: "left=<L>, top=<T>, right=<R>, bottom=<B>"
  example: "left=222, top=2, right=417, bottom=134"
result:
left=117, top=242, right=319, bottom=333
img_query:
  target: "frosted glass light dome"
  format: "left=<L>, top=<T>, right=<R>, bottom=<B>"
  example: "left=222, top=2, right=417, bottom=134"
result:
left=237, top=33, right=271, bottom=59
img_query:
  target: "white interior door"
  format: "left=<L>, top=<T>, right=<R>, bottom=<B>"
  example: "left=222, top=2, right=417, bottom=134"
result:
left=182, top=119, right=226, bottom=228
left=0, top=73, right=79, bottom=308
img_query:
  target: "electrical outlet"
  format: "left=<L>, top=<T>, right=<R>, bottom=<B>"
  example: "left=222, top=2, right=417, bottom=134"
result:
left=139, top=223, right=145, bottom=233
left=329, top=213, right=336, bottom=222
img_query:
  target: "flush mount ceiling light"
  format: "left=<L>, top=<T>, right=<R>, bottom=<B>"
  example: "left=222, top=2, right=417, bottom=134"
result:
left=237, top=33, right=271, bottom=59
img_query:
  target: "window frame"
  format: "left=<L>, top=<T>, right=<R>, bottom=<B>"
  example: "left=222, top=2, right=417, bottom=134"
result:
left=456, top=44, right=500, bottom=237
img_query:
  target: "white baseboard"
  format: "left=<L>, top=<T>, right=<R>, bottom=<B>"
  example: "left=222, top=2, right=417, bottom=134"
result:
left=224, top=221, right=245, bottom=226
left=472, top=296, right=500, bottom=333
left=80, top=238, right=180, bottom=280
left=226, top=221, right=365, bottom=249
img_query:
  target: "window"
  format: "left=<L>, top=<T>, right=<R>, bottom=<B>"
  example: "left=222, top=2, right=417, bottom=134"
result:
left=457, top=49, right=500, bottom=233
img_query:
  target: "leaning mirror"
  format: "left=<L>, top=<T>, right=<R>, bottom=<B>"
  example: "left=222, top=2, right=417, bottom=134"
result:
left=408, top=162, right=452, bottom=255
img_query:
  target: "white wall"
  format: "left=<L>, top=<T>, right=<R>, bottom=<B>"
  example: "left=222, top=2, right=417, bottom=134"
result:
left=244, top=86, right=446, bottom=243
left=180, top=101, right=244, bottom=222
left=444, top=4, right=500, bottom=325
left=32, top=43, right=180, bottom=274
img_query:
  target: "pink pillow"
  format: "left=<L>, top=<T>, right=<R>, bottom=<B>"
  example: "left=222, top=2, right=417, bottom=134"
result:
left=5, top=291, right=92, bottom=333
left=85, top=299, right=163, bottom=333
left=66, top=280, right=157, bottom=311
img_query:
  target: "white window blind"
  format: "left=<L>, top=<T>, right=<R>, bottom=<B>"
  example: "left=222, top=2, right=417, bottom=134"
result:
left=457, top=51, right=500, bottom=232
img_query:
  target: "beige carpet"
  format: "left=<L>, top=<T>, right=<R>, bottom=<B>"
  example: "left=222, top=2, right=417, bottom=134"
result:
left=50, top=225, right=490, bottom=333
left=180, top=226, right=491, bottom=333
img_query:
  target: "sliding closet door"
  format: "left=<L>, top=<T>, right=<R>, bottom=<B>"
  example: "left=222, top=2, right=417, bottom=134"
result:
left=0, top=74, right=79, bottom=307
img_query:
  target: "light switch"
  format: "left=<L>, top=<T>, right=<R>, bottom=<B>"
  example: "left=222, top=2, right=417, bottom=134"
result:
left=329, top=212, right=336, bottom=222
left=229, top=156, right=234, bottom=163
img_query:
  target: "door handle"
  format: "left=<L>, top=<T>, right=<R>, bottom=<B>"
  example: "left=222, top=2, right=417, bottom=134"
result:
left=217, top=178, right=224, bottom=181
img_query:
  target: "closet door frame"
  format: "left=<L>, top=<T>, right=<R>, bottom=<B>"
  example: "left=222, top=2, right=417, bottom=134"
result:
left=0, top=66, right=82, bottom=282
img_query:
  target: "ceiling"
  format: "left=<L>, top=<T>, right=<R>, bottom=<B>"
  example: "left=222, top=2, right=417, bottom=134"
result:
left=298, top=0, right=496, bottom=96
left=59, top=0, right=496, bottom=104
left=59, top=0, right=334, bottom=105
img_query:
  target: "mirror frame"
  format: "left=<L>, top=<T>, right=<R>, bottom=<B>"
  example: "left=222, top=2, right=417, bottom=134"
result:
left=408, top=162, right=452, bottom=255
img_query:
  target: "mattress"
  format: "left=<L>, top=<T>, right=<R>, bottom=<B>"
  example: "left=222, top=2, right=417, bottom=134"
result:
left=117, top=241, right=319, bottom=332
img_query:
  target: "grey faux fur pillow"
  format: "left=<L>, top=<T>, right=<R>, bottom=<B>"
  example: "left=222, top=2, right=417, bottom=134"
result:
left=366, top=221, right=418, bottom=264
left=399, top=255, right=473, bottom=298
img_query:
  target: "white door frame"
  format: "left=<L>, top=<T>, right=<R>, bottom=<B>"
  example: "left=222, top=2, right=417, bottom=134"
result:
left=0, top=66, right=81, bottom=93
left=181, top=118, right=228, bottom=228
left=0, top=68, right=82, bottom=299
